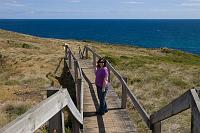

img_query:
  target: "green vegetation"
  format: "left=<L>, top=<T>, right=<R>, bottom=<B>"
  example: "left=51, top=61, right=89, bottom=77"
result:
left=0, top=29, right=200, bottom=132
left=83, top=41, right=200, bottom=132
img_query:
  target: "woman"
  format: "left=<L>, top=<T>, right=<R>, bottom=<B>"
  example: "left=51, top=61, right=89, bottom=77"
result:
left=95, top=58, right=109, bottom=115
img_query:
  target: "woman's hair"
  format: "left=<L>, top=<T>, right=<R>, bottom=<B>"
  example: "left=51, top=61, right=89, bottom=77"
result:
left=97, top=58, right=107, bottom=68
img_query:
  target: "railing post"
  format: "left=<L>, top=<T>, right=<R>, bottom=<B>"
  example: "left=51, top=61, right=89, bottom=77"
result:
left=47, top=88, right=65, bottom=133
left=74, top=60, right=78, bottom=82
left=72, top=79, right=82, bottom=133
left=64, top=44, right=68, bottom=59
left=121, top=77, right=128, bottom=109
left=76, top=78, right=82, bottom=112
left=151, top=122, right=161, bottom=133
left=106, top=63, right=111, bottom=82
left=85, top=48, right=89, bottom=59
left=93, top=54, right=96, bottom=71
left=191, top=93, right=200, bottom=133
left=69, top=51, right=72, bottom=69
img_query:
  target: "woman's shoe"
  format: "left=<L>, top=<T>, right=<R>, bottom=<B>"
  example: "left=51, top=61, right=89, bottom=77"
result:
left=96, top=110, right=105, bottom=115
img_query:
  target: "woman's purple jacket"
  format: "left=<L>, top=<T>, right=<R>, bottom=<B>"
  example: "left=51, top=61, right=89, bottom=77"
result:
left=95, top=67, right=109, bottom=87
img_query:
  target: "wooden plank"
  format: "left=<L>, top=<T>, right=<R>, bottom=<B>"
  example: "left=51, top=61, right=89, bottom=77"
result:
left=74, top=60, right=78, bottom=82
left=121, top=77, right=128, bottom=109
left=85, top=46, right=101, bottom=59
left=150, top=90, right=191, bottom=124
left=93, top=53, right=96, bottom=70
left=85, top=46, right=151, bottom=128
left=151, top=122, right=161, bottom=133
left=47, top=89, right=65, bottom=133
left=106, top=62, right=122, bottom=81
left=69, top=51, right=72, bottom=69
left=190, top=89, right=200, bottom=133
left=0, top=88, right=83, bottom=133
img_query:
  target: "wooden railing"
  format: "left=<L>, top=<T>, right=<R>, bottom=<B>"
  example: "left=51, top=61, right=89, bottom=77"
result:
left=82, top=45, right=200, bottom=133
left=0, top=87, right=82, bottom=133
left=64, top=44, right=84, bottom=133
left=0, top=45, right=84, bottom=133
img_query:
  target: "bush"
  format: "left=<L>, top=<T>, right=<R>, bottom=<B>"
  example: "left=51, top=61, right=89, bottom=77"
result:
left=3, top=103, right=30, bottom=116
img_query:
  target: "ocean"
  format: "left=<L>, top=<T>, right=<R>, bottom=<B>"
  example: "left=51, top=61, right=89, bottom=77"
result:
left=0, top=19, right=200, bottom=55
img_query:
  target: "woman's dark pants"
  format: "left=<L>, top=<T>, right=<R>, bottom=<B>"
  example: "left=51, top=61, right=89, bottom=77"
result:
left=96, top=85, right=108, bottom=114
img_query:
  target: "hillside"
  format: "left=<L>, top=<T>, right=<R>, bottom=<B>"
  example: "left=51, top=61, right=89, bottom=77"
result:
left=0, top=29, right=200, bottom=132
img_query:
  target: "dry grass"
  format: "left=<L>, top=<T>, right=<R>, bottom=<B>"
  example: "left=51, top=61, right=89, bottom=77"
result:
left=78, top=41, right=200, bottom=132
left=1, top=29, right=200, bottom=132
left=0, top=29, right=80, bottom=128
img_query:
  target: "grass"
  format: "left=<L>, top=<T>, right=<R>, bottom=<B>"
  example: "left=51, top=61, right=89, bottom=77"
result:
left=1, top=29, right=200, bottom=132
left=80, top=41, right=200, bottom=132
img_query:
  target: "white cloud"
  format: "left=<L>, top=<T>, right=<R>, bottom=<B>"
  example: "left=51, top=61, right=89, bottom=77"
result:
left=188, top=0, right=200, bottom=1
left=180, top=0, right=200, bottom=7
left=66, top=0, right=80, bottom=3
left=180, top=2, right=200, bottom=6
left=121, top=1, right=144, bottom=4
left=4, top=0, right=25, bottom=7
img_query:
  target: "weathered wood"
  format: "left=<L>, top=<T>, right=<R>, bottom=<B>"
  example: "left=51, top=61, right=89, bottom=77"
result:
left=121, top=77, right=128, bottom=109
left=72, top=117, right=80, bottom=133
left=80, top=77, right=84, bottom=118
left=190, top=89, right=200, bottom=133
left=47, top=89, right=65, bottom=133
left=126, top=87, right=151, bottom=127
left=150, top=90, right=191, bottom=124
left=85, top=46, right=101, bottom=59
left=93, top=53, right=96, bottom=71
left=85, top=48, right=89, bottom=59
left=84, top=45, right=200, bottom=133
left=0, top=88, right=83, bottom=133
left=106, top=61, right=111, bottom=82
left=69, top=51, right=72, bottom=69
left=85, top=46, right=151, bottom=127
left=106, top=62, right=122, bottom=81
left=74, top=60, right=78, bottom=82
left=64, top=44, right=68, bottom=59
left=78, top=47, right=83, bottom=59
left=76, top=79, right=81, bottom=112
left=77, top=61, right=83, bottom=79
left=151, top=122, right=161, bottom=133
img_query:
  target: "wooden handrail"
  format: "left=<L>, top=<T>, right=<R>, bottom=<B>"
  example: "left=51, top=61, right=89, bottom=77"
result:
left=83, top=45, right=200, bottom=133
left=150, top=90, right=190, bottom=124
left=0, top=88, right=83, bottom=133
left=83, top=45, right=151, bottom=127
left=65, top=45, right=84, bottom=133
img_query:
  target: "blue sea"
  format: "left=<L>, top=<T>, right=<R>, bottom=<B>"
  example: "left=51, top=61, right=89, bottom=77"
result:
left=0, top=19, right=200, bottom=55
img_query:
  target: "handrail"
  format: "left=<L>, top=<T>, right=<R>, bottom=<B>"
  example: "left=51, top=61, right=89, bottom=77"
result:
left=83, top=45, right=151, bottom=127
left=150, top=90, right=190, bottom=124
left=82, top=45, right=200, bottom=133
left=0, top=88, right=83, bottom=133
left=0, top=45, right=84, bottom=133
left=64, top=44, right=84, bottom=126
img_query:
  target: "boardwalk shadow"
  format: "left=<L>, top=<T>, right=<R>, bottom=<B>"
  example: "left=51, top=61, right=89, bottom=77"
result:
left=54, top=59, right=76, bottom=103
left=84, top=111, right=96, bottom=117
left=82, top=70, right=106, bottom=133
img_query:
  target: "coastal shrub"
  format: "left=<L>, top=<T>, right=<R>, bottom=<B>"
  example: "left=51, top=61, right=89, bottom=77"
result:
left=10, top=42, right=36, bottom=49
left=4, top=80, right=19, bottom=85
left=0, top=52, right=3, bottom=66
left=104, top=55, right=120, bottom=65
left=21, top=78, right=47, bottom=88
left=160, top=47, right=172, bottom=53
left=120, top=55, right=132, bottom=59
left=2, top=102, right=30, bottom=119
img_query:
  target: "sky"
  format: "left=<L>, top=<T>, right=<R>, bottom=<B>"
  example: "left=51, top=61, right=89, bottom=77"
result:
left=0, top=0, right=200, bottom=19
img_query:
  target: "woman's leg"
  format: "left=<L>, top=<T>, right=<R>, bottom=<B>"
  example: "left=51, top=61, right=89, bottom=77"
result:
left=97, top=86, right=106, bottom=114
left=97, top=86, right=108, bottom=114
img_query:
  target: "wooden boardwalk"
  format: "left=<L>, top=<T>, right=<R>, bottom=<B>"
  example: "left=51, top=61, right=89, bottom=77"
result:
left=77, top=57, right=137, bottom=133
left=1, top=45, right=200, bottom=133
